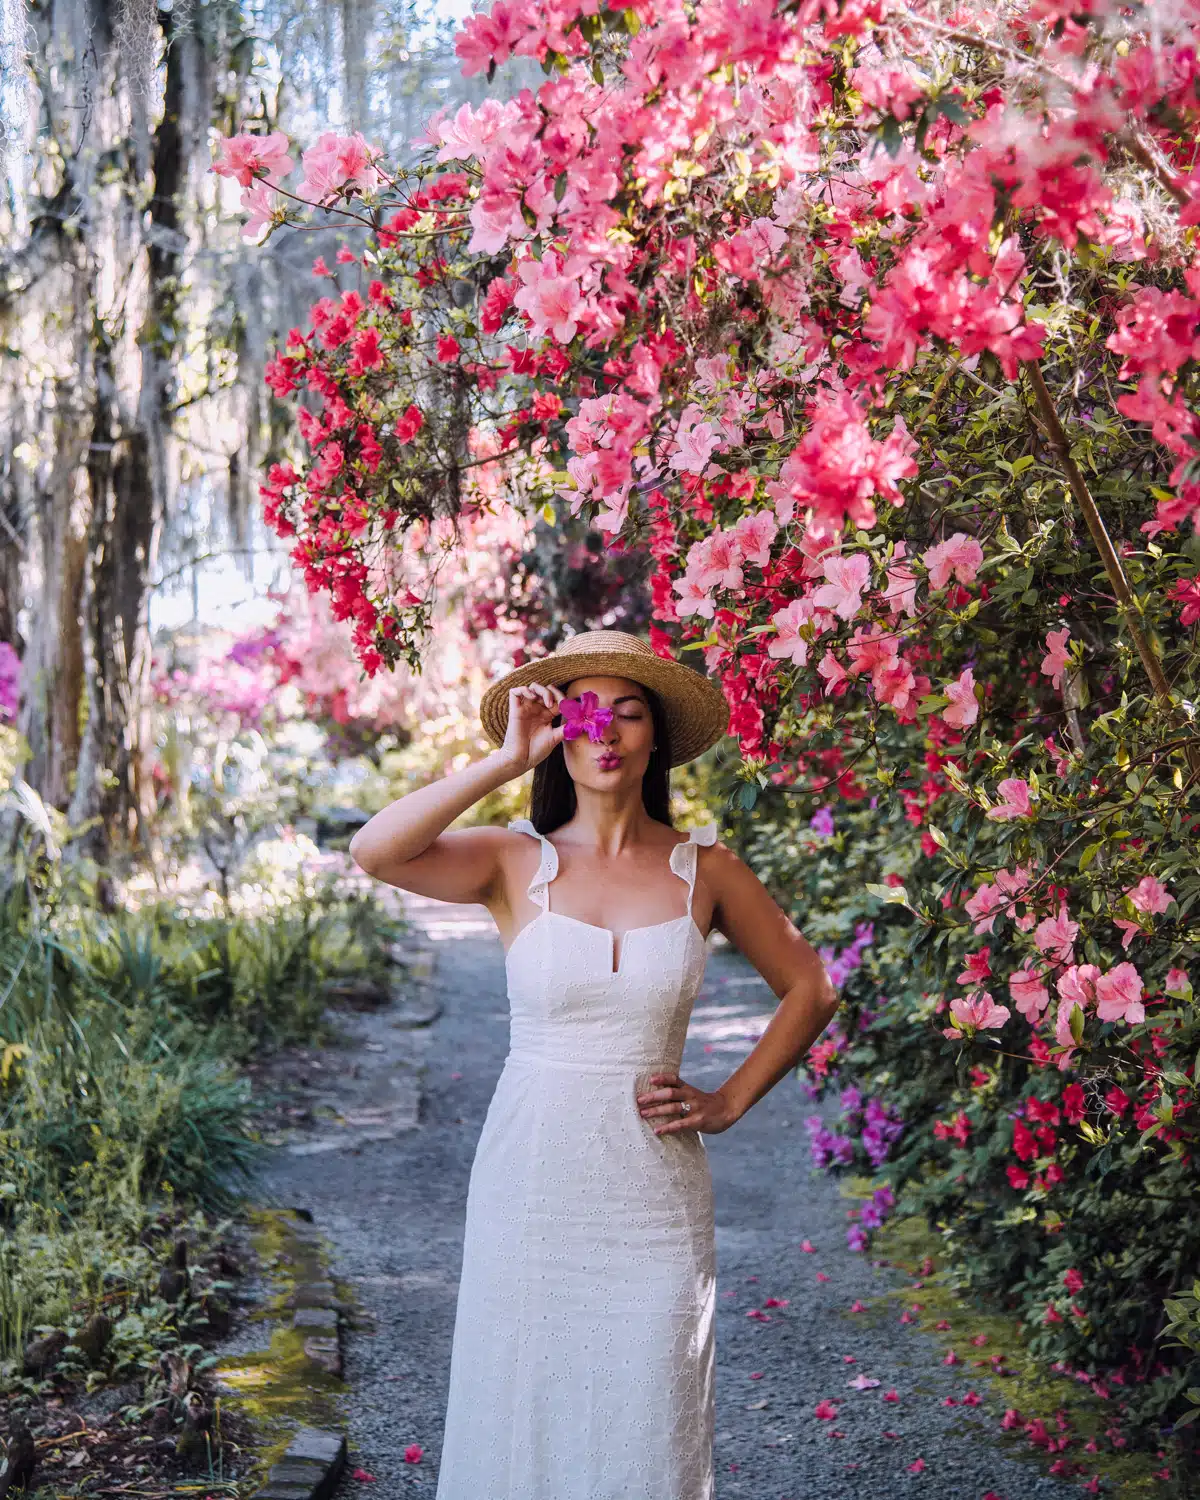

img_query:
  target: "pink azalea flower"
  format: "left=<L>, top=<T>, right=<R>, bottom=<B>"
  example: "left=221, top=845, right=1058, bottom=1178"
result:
left=1124, top=875, right=1172, bottom=914
left=298, top=131, right=382, bottom=201
left=814, top=1399, right=839, bottom=1419
left=1113, top=919, right=1143, bottom=950
left=985, top=777, right=1034, bottom=821
left=211, top=130, right=294, bottom=188
left=880, top=540, right=919, bottom=617
left=768, top=599, right=818, bottom=667
left=1094, top=962, right=1145, bottom=1024
left=559, top=691, right=614, bottom=744
left=1056, top=963, right=1101, bottom=1011
left=403, top=1444, right=422, bottom=1463
left=1165, top=967, right=1193, bottom=998
left=817, top=650, right=850, bottom=695
left=240, top=181, right=280, bottom=239
left=669, top=403, right=723, bottom=475
left=1009, top=968, right=1050, bottom=1020
left=733, top=509, right=778, bottom=566
left=957, top=949, right=992, bottom=986
left=436, top=334, right=461, bottom=362
left=922, top=532, right=983, bottom=588
left=513, top=251, right=584, bottom=343
left=941, top=666, right=979, bottom=728
left=1167, top=574, right=1200, bottom=625
left=812, top=553, right=872, bottom=621
left=1034, top=907, right=1079, bottom=964
left=943, top=991, right=1011, bottom=1040
left=1040, top=626, right=1072, bottom=689
left=964, top=881, right=1005, bottom=935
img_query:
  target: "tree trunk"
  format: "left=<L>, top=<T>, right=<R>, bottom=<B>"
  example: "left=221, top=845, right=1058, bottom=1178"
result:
left=69, top=9, right=189, bottom=859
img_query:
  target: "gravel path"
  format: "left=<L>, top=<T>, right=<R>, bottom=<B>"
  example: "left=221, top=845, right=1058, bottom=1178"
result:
left=257, top=891, right=1080, bottom=1500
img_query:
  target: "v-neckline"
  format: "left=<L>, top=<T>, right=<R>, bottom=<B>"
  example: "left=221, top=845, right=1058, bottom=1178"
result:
left=504, top=909, right=704, bottom=976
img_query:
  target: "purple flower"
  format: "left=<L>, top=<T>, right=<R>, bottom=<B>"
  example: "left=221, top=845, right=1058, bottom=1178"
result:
left=559, top=690, right=614, bottom=743
left=810, top=806, right=835, bottom=838
left=847, top=1225, right=868, bottom=1252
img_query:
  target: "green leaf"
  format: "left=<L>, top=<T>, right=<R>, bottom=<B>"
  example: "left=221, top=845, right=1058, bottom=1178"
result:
left=865, top=882, right=910, bottom=905
left=1078, top=841, right=1104, bottom=872
left=554, top=172, right=568, bottom=202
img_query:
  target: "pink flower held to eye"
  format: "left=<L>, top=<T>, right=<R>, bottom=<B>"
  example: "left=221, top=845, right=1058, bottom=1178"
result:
left=558, top=691, right=614, bottom=744
left=986, top=777, right=1033, bottom=821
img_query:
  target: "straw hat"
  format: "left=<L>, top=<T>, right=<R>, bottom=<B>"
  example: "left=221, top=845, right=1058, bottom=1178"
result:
left=479, top=629, right=730, bottom=768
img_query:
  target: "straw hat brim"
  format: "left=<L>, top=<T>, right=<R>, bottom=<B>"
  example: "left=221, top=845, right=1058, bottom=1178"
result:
left=479, top=632, right=730, bottom=768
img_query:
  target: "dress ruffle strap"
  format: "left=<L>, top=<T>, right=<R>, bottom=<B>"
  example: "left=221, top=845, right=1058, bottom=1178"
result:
left=508, top=817, right=558, bottom=910
left=509, top=818, right=714, bottom=914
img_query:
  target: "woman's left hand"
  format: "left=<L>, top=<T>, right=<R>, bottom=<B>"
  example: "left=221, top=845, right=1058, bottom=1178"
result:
left=637, top=1072, right=739, bottom=1136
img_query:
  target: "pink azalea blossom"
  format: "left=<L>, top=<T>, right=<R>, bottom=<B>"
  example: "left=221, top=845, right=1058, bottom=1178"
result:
left=1009, top=968, right=1050, bottom=1020
left=964, top=881, right=1005, bottom=935
left=1165, top=967, right=1192, bottom=998
left=513, top=252, right=584, bottom=343
left=941, top=667, right=979, bottom=728
left=733, top=510, right=778, bottom=566
left=669, top=404, right=723, bottom=475
left=922, top=532, right=984, bottom=588
left=880, top=540, right=919, bottom=617
left=986, top=777, right=1034, bottom=821
left=943, top=990, right=1011, bottom=1040
left=817, top=650, right=850, bottom=695
left=1040, top=627, right=1073, bottom=689
left=297, top=131, right=382, bottom=202
left=812, top=553, right=872, bottom=621
left=240, top=182, right=280, bottom=239
left=1094, top=962, right=1146, bottom=1024
left=211, top=131, right=294, bottom=188
left=1125, top=876, right=1172, bottom=914
left=768, top=599, right=820, bottom=667
left=1034, top=907, right=1079, bottom=964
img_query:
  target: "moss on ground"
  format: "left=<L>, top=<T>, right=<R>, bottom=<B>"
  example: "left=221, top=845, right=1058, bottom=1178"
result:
left=214, top=1209, right=348, bottom=1487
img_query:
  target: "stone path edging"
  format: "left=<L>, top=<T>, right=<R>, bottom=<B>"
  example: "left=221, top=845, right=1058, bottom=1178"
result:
left=254, top=1425, right=347, bottom=1500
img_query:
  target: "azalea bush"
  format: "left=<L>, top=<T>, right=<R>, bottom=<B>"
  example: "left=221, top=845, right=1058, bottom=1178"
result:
left=216, top=0, right=1200, bottom=1469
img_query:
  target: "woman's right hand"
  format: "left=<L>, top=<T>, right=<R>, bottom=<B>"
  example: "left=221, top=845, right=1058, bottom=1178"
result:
left=498, top=683, right=567, bottom=776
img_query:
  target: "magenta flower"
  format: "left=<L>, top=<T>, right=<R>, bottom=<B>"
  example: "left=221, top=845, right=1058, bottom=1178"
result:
left=559, top=690, right=614, bottom=743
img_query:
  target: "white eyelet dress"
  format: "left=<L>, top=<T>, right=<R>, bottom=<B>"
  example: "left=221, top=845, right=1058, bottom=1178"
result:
left=434, top=818, right=720, bottom=1500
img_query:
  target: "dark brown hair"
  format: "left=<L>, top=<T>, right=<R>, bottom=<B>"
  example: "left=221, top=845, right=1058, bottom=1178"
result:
left=528, top=680, right=674, bottom=834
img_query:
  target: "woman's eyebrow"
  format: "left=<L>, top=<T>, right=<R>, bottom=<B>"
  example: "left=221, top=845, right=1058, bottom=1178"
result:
left=611, top=695, right=646, bottom=706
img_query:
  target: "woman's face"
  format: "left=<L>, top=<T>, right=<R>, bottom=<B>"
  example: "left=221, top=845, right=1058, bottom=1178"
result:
left=560, top=675, right=654, bottom=790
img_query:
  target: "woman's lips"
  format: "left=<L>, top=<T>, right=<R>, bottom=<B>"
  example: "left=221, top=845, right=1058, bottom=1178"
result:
left=597, top=753, right=622, bottom=768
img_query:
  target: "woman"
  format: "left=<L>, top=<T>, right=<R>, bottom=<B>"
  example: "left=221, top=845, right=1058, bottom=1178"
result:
left=349, top=629, right=840, bottom=1500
